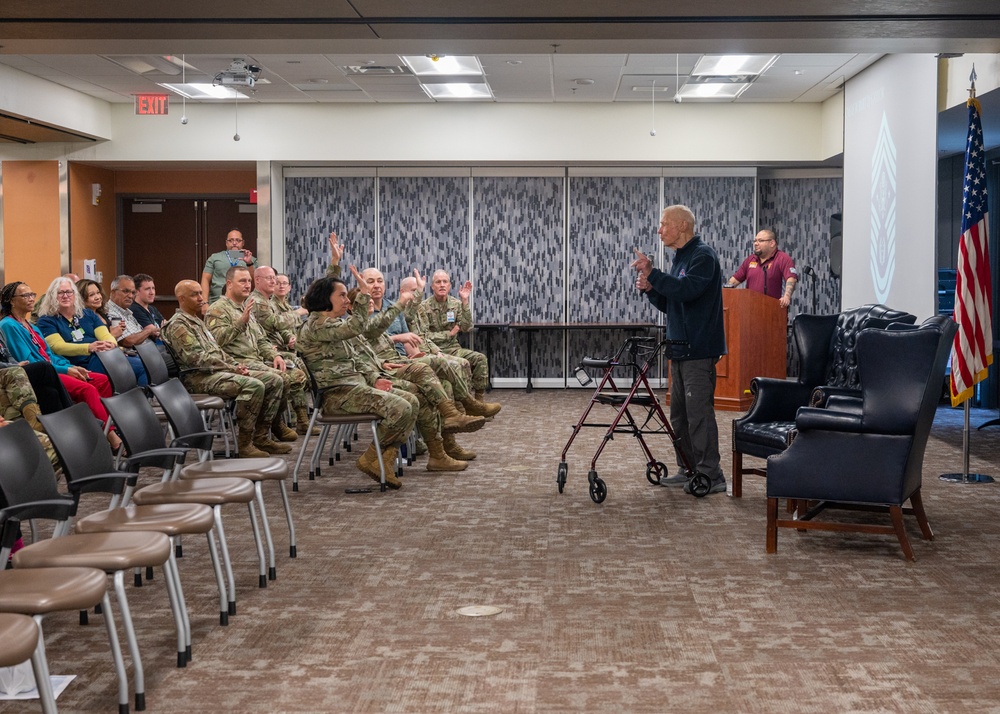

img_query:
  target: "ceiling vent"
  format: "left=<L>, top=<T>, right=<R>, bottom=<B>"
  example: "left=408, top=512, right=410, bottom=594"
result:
left=341, top=66, right=412, bottom=76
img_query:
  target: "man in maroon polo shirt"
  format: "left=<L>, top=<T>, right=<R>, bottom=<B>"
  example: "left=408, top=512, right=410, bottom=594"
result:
left=726, top=229, right=798, bottom=308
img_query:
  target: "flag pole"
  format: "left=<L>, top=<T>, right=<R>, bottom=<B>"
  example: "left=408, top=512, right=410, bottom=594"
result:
left=940, top=64, right=995, bottom=485
left=939, top=400, right=994, bottom=483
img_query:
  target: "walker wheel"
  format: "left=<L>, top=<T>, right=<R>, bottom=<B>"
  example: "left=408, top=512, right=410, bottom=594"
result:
left=645, top=461, right=668, bottom=485
left=589, top=477, right=607, bottom=504
left=557, top=462, right=568, bottom=494
left=689, top=473, right=712, bottom=498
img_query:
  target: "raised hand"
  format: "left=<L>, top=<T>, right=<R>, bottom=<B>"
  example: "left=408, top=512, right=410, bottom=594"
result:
left=458, top=280, right=473, bottom=301
left=413, top=268, right=426, bottom=292
left=329, top=232, right=344, bottom=265
left=350, top=265, right=372, bottom=295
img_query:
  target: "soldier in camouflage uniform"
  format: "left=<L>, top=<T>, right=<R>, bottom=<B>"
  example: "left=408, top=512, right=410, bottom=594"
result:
left=0, top=363, right=57, bottom=464
left=206, top=266, right=308, bottom=443
left=272, top=274, right=305, bottom=336
left=297, top=267, right=417, bottom=489
left=163, top=279, right=287, bottom=459
left=354, top=284, right=486, bottom=471
left=420, top=270, right=490, bottom=400
left=250, top=266, right=317, bottom=435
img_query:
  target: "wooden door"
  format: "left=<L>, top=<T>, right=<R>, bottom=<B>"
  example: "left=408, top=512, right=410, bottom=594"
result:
left=121, top=196, right=256, bottom=318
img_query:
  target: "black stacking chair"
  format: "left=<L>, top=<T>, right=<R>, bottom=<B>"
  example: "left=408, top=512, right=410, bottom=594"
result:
left=150, top=378, right=294, bottom=575
left=137, top=340, right=235, bottom=457
left=96, top=347, right=141, bottom=395
left=291, top=361, right=388, bottom=492
left=0, top=418, right=174, bottom=708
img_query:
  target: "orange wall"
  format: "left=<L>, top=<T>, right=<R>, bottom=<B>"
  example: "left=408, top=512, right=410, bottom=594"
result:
left=69, top=163, right=117, bottom=285
left=2, top=161, right=62, bottom=293
left=115, top=170, right=255, bottom=195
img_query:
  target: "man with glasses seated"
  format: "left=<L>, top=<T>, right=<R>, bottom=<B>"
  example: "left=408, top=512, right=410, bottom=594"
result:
left=106, top=275, right=161, bottom=348
left=726, top=229, right=798, bottom=309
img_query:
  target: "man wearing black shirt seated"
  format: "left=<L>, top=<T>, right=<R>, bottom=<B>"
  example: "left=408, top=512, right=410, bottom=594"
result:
left=129, top=273, right=166, bottom=332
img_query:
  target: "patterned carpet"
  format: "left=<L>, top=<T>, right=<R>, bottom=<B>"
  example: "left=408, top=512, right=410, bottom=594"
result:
left=4, top=389, right=1000, bottom=713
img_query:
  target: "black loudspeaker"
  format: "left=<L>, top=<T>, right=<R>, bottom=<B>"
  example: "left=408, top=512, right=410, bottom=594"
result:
left=829, top=212, right=843, bottom=278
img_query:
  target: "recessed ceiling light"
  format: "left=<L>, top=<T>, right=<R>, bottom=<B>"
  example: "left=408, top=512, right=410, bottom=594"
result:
left=422, top=83, right=492, bottom=100
left=506, top=60, right=522, bottom=65
left=158, top=83, right=250, bottom=99
left=692, top=55, right=778, bottom=77
left=676, top=82, right=749, bottom=100
left=402, top=55, right=483, bottom=76
left=574, top=78, right=595, bottom=86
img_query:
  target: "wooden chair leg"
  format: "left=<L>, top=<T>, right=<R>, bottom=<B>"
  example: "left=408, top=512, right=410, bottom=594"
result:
left=889, top=505, right=916, bottom=561
left=909, top=489, right=934, bottom=541
left=766, top=497, right=778, bottom=553
left=732, top=450, right=743, bottom=498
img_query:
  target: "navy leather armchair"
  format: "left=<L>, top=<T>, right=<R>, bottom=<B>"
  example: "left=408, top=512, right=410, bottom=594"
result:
left=764, top=315, right=957, bottom=561
left=731, top=304, right=916, bottom=497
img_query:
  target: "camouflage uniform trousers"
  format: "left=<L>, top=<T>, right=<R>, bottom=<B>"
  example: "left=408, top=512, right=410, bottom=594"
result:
left=182, top=369, right=284, bottom=433
left=440, top=347, right=488, bottom=393
left=278, top=351, right=310, bottom=410
left=412, top=353, right=473, bottom=401
left=0, top=366, right=57, bottom=465
left=320, top=384, right=417, bottom=447
left=245, top=359, right=309, bottom=411
left=388, top=376, right=440, bottom=438
left=0, top=366, right=37, bottom=422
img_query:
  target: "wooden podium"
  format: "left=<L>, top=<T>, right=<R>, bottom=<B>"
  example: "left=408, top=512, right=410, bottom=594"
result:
left=662, top=289, right=787, bottom=412
left=714, top=288, right=787, bottom=411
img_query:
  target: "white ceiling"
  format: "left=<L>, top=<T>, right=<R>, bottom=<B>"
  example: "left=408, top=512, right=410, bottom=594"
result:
left=0, top=51, right=883, bottom=105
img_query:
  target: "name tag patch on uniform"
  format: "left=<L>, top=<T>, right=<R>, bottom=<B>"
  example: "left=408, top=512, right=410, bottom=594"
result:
left=446, top=310, right=456, bottom=323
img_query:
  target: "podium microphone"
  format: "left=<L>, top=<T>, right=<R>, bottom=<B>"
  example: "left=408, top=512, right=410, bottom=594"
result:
left=803, top=265, right=816, bottom=278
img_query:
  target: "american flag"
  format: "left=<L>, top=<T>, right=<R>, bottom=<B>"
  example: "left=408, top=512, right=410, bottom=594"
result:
left=950, top=96, right=994, bottom=406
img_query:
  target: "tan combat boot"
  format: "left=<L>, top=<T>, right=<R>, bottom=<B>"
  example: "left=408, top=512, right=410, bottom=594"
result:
left=438, top=401, right=485, bottom=434
left=254, top=426, right=292, bottom=455
left=357, top=444, right=402, bottom=489
left=272, top=415, right=299, bottom=443
left=21, top=402, right=45, bottom=432
left=425, top=434, right=468, bottom=471
left=238, top=428, right=269, bottom=458
left=442, top=433, right=477, bottom=461
left=460, top=396, right=501, bottom=418
left=295, top=406, right=320, bottom=435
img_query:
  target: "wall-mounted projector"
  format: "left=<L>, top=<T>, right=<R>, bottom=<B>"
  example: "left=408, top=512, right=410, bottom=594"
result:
left=213, top=59, right=262, bottom=89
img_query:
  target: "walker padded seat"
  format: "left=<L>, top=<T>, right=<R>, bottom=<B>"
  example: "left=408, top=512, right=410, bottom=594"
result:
left=731, top=303, right=916, bottom=497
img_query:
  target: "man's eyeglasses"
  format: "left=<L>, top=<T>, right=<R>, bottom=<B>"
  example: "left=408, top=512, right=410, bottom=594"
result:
left=14, top=292, right=37, bottom=300
left=115, top=288, right=136, bottom=295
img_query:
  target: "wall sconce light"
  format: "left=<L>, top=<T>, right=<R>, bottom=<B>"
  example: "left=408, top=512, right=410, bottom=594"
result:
left=91, top=183, right=102, bottom=206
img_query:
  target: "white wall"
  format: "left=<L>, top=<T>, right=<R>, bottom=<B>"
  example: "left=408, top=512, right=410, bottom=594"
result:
left=0, top=99, right=833, bottom=164
left=0, top=64, right=111, bottom=140
left=842, top=54, right=938, bottom=320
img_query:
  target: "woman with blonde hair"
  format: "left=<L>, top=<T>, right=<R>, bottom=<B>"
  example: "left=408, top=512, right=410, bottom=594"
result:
left=36, top=276, right=147, bottom=386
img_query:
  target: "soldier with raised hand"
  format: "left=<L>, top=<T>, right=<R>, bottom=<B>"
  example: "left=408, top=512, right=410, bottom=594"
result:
left=296, top=265, right=417, bottom=489
left=162, top=279, right=286, bottom=459
left=355, top=280, right=485, bottom=472
left=419, top=270, right=491, bottom=402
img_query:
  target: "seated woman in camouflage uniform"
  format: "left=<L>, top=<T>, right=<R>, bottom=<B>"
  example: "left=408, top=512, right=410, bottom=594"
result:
left=296, top=266, right=417, bottom=489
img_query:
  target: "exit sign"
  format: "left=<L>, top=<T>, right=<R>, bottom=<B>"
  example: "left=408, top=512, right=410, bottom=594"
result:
left=134, top=94, right=169, bottom=115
